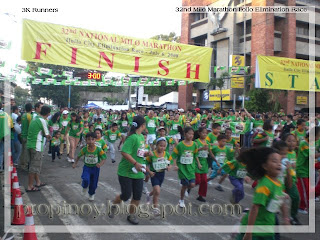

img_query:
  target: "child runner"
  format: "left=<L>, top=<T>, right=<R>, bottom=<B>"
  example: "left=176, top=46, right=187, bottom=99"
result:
left=225, top=127, right=240, bottom=155
left=94, top=129, right=108, bottom=152
left=154, top=127, right=174, bottom=152
left=105, top=123, right=122, bottom=163
left=291, top=119, right=306, bottom=144
left=273, top=138, right=301, bottom=225
left=206, top=123, right=221, bottom=168
left=146, top=137, right=172, bottom=216
left=171, top=127, right=201, bottom=208
left=118, top=112, right=129, bottom=150
left=145, top=110, right=159, bottom=150
left=218, top=152, right=250, bottom=204
left=72, top=132, right=106, bottom=201
left=207, top=134, right=234, bottom=191
left=296, top=127, right=320, bottom=214
left=80, top=121, right=90, bottom=147
left=194, top=127, right=211, bottom=202
left=237, top=147, right=290, bottom=240
left=252, top=120, right=274, bottom=148
left=51, top=131, right=61, bottom=162
left=65, top=112, right=83, bottom=163
left=94, top=118, right=104, bottom=130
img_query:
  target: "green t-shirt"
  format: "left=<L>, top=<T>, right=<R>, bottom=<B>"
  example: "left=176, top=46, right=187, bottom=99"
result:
left=67, top=120, right=84, bottom=138
left=48, top=120, right=61, bottom=135
left=240, top=175, right=285, bottom=237
left=118, top=133, right=146, bottom=179
left=145, top=116, right=158, bottom=135
left=206, top=132, right=219, bottom=145
left=60, top=116, right=71, bottom=134
left=83, top=127, right=90, bottom=136
left=195, top=139, right=209, bottom=174
left=287, top=151, right=297, bottom=165
left=296, top=140, right=309, bottom=178
left=211, top=145, right=234, bottom=164
left=95, top=138, right=108, bottom=151
left=291, top=129, right=306, bottom=144
left=244, top=117, right=253, bottom=133
left=78, top=146, right=106, bottom=167
left=222, top=160, right=247, bottom=178
left=51, top=137, right=61, bottom=147
left=171, top=141, right=198, bottom=180
left=21, top=112, right=32, bottom=139
left=157, top=115, right=167, bottom=124
left=94, top=122, right=105, bottom=130
left=127, top=112, right=135, bottom=125
left=27, top=116, right=49, bottom=152
left=254, top=131, right=274, bottom=147
left=105, top=129, right=121, bottom=143
left=227, top=115, right=236, bottom=122
left=146, top=151, right=172, bottom=172
left=168, top=120, right=182, bottom=135
left=226, top=137, right=237, bottom=150
left=190, top=117, right=199, bottom=131
left=253, top=120, right=264, bottom=130
left=118, top=120, right=129, bottom=133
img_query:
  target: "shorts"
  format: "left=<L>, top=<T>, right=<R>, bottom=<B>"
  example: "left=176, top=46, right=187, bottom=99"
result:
left=209, top=161, right=226, bottom=178
left=28, top=149, right=43, bottom=174
left=180, top=178, right=195, bottom=186
left=118, top=175, right=144, bottom=201
left=147, top=134, right=156, bottom=145
left=151, top=171, right=165, bottom=187
left=121, top=133, right=127, bottom=137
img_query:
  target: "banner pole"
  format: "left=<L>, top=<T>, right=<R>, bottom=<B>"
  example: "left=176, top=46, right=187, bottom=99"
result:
left=68, top=85, right=71, bottom=108
left=242, top=0, right=247, bottom=109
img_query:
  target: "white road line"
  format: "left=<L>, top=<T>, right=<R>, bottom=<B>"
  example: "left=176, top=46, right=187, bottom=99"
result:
left=12, top=186, right=51, bottom=240
left=66, top=182, right=148, bottom=240
left=41, top=185, right=100, bottom=240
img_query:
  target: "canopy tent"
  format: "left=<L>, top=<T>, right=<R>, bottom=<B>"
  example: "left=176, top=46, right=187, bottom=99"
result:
left=82, top=102, right=100, bottom=109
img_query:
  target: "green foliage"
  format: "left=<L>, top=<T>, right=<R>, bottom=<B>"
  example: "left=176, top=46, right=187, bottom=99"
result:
left=144, top=81, right=178, bottom=96
left=151, top=32, right=180, bottom=42
left=245, top=88, right=272, bottom=113
left=14, top=86, right=34, bottom=107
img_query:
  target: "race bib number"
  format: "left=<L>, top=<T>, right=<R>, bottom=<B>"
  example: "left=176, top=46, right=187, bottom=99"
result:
left=152, top=157, right=167, bottom=171
left=236, top=169, right=247, bottom=178
left=173, top=124, right=178, bottom=130
left=226, top=143, right=234, bottom=150
left=62, top=121, right=68, bottom=127
left=110, top=134, right=117, bottom=141
left=85, top=155, right=98, bottom=164
left=198, top=150, right=208, bottom=158
left=72, top=125, right=78, bottom=130
left=137, top=148, right=145, bottom=158
left=180, top=152, right=193, bottom=165
left=216, top=153, right=226, bottom=164
left=122, top=121, right=128, bottom=127
left=52, top=125, right=59, bottom=131
left=96, top=125, right=102, bottom=130
left=148, top=120, right=155, bottom=128
left=95, top=142, right=101, bottom=148
left=266, top=196, right=284, bottom=213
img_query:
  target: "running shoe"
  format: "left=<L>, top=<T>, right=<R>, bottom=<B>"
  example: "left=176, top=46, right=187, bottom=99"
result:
left=108, top=205, right=117, bottom=219
left=127, top=214, right=139, bottom=225
left=179, top=200, right=185, bottom=208
left=89, top=194, right=95, bottom=201
left=82, top=187, right=88, bottom=195
left=196, top=196, right=206, bottom=202
left=298, top=209, right=308, bottom=215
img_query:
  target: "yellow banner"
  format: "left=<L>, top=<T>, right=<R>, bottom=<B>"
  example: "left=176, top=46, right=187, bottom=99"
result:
left=296, top=96, right=308, bottom=105
left=21, top=19, right=212, bottom=83
left=231, top=75, right=244, bottom=88
left=209, top=89, right=231, bottom=101
left=255, top=55, right=320, bottom=92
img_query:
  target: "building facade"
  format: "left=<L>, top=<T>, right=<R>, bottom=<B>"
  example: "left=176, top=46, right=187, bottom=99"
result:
left=178, top=0, right=320, bottom=113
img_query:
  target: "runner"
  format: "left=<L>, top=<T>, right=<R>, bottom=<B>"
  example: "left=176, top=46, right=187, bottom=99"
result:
left=105, top=123, right=122, bottom=163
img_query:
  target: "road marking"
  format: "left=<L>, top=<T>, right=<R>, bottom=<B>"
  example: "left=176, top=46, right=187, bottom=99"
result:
left=41, top=185, right=100, bottom=240
left=12, top=186, right=50, bottom=240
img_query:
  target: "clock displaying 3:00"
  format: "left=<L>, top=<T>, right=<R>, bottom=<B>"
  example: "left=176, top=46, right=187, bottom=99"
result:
left=87, top=72, right=101, bottom=80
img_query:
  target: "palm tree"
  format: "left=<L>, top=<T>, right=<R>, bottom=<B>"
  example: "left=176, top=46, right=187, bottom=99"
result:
left=208, top=71, right=230, bottom=110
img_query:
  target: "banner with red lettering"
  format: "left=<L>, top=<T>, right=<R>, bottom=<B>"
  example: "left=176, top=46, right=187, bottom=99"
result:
left=21, top=19, right=213, bottom=83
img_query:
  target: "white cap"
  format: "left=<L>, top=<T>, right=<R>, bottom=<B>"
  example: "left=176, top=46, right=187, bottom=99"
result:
left=62, top=110, right=69, bottom=115
left=178, top=108, right=184, bottom=113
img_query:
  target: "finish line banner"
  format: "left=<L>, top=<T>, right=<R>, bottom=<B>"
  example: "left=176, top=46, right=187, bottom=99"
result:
left=255, top=55, right=320, bottom=92
left=21, top=19, right=212, bottom=83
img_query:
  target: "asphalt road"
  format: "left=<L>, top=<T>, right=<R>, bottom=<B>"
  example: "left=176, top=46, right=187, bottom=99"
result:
left=1, top=140, right=319, bottom=240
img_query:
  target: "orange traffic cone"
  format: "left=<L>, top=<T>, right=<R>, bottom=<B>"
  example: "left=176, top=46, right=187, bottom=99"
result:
left=9, top=149, right=13, bottom=172
left=24, top=206, right=38, bottom=240
left=11, top=175, right=20, bottom=203
left=12, top=191, right=25, bottom=225
left=11, top=167, right=18, bottom=193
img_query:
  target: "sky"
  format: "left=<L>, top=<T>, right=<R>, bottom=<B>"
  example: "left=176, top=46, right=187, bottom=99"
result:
left=0, top=0, right=182, bottom=88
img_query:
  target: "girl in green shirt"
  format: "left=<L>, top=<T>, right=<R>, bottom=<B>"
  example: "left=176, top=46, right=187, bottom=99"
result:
left=237, top=147, right=290, bottom=240
left=109, top=115, right=151, bottom=225
left=65, top=113, right=83, bottom=163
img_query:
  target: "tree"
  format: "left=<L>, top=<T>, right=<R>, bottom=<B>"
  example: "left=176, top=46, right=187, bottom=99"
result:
left=14, top=86, right=34, bottom=107
left=144, top=81, right=178, bottom=96
left=245, top=88, right=272, bottom=113
left=208, top=72, right=230, bottom=110
left=151, top=32, right=180, bottom=42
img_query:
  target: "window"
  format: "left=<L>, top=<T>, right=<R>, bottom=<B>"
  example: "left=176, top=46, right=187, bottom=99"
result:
left=192, top=13, right=207, bottom=22
left=296, top=23, right=309, bottom=36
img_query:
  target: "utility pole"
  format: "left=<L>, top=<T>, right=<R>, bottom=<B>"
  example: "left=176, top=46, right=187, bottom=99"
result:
left=68, top=85, right=71, bottom=108
left=242, top=0, right=247, bottom=109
